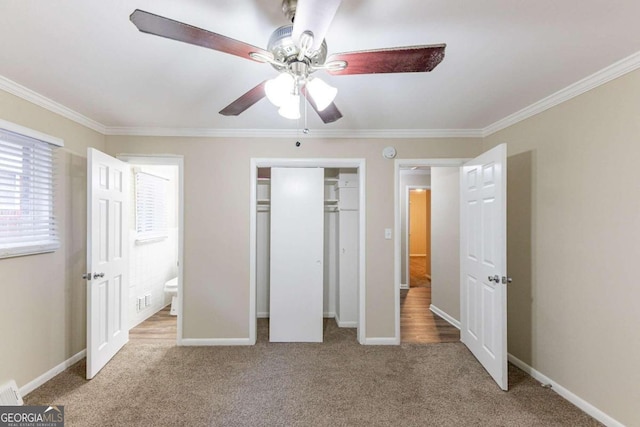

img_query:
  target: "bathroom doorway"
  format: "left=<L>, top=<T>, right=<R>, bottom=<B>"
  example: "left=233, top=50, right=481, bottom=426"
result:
left=118, top=155, right=184, bottom=344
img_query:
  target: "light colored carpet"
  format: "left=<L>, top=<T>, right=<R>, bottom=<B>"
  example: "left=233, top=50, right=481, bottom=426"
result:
left=25, top=319, right=600, bottom=426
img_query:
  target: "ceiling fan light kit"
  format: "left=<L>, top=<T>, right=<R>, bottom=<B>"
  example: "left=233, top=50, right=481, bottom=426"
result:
left=129, top=0, right=446, bottom=124
left=265, top=73, right=295, bottom=108
left=305, top=77, right=338, bottom=112
left=278, top=94, right=302, bottom=120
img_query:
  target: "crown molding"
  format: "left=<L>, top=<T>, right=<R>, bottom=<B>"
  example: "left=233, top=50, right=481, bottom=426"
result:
left=104, top=126, right=483, bottom=139
left=482, top=50, right=640, bottom=137
left=3, top=48, right=640, bottom=140
left=0, top=75, right=106, bottom=134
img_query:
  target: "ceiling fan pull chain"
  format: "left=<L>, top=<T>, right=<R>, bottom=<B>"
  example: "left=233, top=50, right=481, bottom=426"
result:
left=304, top=93, right=309, bottom=132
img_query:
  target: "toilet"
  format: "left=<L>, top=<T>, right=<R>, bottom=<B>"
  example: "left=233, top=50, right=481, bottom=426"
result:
left=164, top=277, right=178, bottom=316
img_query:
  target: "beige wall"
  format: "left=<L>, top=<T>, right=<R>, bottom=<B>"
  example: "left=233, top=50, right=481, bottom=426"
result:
left=484, top=69, right=640, bottom=426
left=104, top=137, right=481, bottom=339
left=0, top=90, right=105, bottom=389
left=430, top=167, right=460, bottom=320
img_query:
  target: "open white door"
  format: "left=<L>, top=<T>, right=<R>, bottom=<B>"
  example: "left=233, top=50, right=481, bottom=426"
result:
left=269, top=167, right=324, bottom=342
left=460, top=143, right=508, bottom=390
left=86, top=148, right=129, bottom=379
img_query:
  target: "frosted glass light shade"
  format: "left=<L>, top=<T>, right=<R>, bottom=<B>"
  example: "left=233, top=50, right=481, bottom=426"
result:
left=278, top=94, right=301, bottom=119
left=306, top=77, right=337, bottom=111
left=265, top=73, right=295, bottom=107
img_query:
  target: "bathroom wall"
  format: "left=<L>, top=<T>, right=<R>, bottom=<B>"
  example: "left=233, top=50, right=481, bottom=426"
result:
left=128, top=164, right=179, bottom=328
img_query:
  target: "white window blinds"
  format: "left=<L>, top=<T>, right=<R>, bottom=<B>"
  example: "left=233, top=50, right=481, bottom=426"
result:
left=135, top=170, right=167, bottom=240
left=0, top=125, right=61, bottom=258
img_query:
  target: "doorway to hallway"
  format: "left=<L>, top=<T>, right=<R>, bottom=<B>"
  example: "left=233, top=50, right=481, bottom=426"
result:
left=396, top=162, right=463, bottom=345
left=408, top=187, right=431, bottom=288
left=403, top=185, right=458, bottom=343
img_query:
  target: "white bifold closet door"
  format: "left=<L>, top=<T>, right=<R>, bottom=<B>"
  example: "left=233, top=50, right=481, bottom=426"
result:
left=269, top=167, right=324, bottom=342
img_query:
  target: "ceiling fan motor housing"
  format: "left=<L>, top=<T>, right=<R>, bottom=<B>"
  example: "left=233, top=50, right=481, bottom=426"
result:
left=267, top=25, right=327, bottom=74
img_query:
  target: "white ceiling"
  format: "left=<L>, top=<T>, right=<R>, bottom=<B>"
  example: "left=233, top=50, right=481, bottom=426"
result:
left=1, top=0, right=639, bottom=135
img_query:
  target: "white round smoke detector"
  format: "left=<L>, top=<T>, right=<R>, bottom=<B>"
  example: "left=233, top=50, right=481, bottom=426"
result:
left=382, top=146, right=397, bottom=159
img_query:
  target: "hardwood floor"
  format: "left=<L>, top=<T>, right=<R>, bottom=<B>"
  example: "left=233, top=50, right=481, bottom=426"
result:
left=131, top=295, right=459, bottom=346
left=129, top=306, right=177, bottom=342
left=401, top=286, right=460, bottom=344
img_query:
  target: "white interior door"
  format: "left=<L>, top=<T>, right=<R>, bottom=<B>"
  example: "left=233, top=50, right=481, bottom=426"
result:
left=86, top=148, right=129, bottom=379
left=270, top=167, right=324, bottom=342
left=460, top=143, right=508, bottom=390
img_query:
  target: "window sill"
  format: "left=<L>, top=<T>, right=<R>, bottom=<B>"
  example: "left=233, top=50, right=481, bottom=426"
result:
left=0, top=242, right=59, bottom=259
left=135, top=235, right=168, bottom=245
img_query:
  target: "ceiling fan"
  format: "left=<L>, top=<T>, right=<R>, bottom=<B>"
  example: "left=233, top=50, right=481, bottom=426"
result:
left=130, top=0, right=446, bottom=124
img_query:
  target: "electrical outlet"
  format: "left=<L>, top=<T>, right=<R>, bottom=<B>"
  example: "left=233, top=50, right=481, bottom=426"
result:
left=145, top=294, right=151, bottom=307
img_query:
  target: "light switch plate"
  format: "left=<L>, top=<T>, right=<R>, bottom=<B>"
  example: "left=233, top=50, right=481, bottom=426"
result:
left=384, top=228, right=392, bottom=239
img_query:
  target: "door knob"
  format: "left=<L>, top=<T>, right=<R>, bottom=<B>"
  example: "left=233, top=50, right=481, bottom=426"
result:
left=82, top=273, right=91, bottom=280
left=488, top=275, right=499, bottom=283
left=93, top=272, right=105, bottom=279
left=502, top=276, right=513, bottom=284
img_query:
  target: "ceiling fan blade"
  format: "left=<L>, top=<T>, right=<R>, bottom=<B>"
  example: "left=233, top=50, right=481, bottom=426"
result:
left=130, top=9, right=269, bottom=62
left=301, top=87, right=343, bottom=124
left=292, top=0, right=342, bottom=52
left=327, top=44, right=446, bottom=76
left=219, top=81, right=267, bottom=116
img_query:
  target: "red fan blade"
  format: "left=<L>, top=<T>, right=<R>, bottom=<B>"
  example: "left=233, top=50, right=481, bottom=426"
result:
left=301, top=87, right=343, bottom=124
left=327, top=44, right=446, bottom=75
left=130, top=9, right=269, bottom=62
left=219, top=81, right=267, bottom=116
left=292, top=0, right=342, bottom=52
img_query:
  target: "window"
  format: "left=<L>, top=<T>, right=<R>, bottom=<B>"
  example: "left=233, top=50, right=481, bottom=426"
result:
left=135, top=170, right=167, bottom=241
left=0, top=120, right=63, bottom=258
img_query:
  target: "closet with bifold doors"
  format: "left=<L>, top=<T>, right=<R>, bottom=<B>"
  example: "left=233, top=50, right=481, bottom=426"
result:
left=256, top=167, right=359, bottom=342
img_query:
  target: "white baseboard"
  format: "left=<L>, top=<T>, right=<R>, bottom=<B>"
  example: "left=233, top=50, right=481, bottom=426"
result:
left=334, top=312, right=357, bottom=328
left=20, top=349, right=86, bottom=397
left=364, top=337, right=400, bottom=345
left=180, top=338, right=253, bottom=346
left=336, top=319, right=357, bottom=328
left=400, top=283, right=409, bottom=290
left=257, top=312, right=336, bottom=319
left=429, top=304, right=461, bottom=330
left=508, top=353, right=624, bottom=427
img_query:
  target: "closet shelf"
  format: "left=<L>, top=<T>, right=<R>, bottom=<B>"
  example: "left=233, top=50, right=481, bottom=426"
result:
left=258, top=199, right=338, bottom=205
